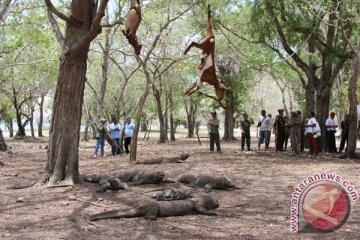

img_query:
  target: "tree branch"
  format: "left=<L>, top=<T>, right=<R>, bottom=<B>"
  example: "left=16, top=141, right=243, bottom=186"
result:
left=75, top=0, right=109, bottom=53
left=46, top=10, right=64, bottom=49
left=0, top=0, right=12, bottom=23
left=44, top=0, right=77, bottom=25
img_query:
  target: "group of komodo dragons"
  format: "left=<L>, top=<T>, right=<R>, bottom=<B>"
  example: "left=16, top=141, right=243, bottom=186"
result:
left=84, top=165, right=240, bottom=221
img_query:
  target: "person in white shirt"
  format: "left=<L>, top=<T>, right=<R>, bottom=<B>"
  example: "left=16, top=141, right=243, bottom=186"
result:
left=304, top=111, right=318, bottom=154
left=108, top=116, right=122, bottom=156
left=123, top=117, right=135, bottom=154
left=325, top=111, right=338, bottom=153
left=257, top=110, right=272, bottom=151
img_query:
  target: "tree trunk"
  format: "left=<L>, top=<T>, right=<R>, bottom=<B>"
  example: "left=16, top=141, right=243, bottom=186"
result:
left=6, top=119, right=13, bottom=138
left=30, top=106, right=35, bottom=138
left=223, top=91, right=236, bottom=141
left=15, top=108, right=26, bottom=138
left=153, top=86, right=166, bottom=143
left=343, top=41, right=360, bottom=159
left=185, top=101, right=197, bottom=138
left=0, top=129, right=7, bottom=151
left=82, top=121, right=89, bottom=141
left=169, top=89, right=175, bottom=141
left=316, top=88, right=331, bottom=152
left=97, top=25, right=110, bottom=116
left=38, top=94, right=45, bottom=137
left=41, top=0, right=102, bottom=185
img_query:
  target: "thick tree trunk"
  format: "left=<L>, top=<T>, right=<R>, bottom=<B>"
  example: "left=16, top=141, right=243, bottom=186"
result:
left=185, top=101, right=197, bottom=138
left=42, top=0, right=101, bottom=185
left=15, top=109, right=26, bottom=138
left=223, top=91, right=236, bottom=141
left=153, top=87, right=166, bottom=143
left=343, top=42, right=360, bottom=159
left=38, top=94, right=45, bottom=137
left=316, top=90, right=330, bottom=152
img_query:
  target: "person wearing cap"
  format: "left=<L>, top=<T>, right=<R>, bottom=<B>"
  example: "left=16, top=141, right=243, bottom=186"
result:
left=208, top=111, right=221, bottom=152
left=239, top=113, right=254, bottom=151
left=325, top=111, right=338, bottom=153
left=339, top=114, right=349, bottom=153
left=93, top=118, right=107, bottom=158
left=288, top=109, right=302, bottom=156
left=108, top=116, right=122, bottom=156
left=273, top=109, right=288, bottom=151
left=257, top=110, right=272, bottom=151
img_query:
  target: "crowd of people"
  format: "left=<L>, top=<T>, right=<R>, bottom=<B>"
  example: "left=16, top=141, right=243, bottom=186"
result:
left=92, top=116, right=135, bottom=158
left=236, top=109, right=350, bottom=155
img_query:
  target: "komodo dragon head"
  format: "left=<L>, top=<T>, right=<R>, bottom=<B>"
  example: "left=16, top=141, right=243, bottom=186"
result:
left=163, top=188, right=176, bottom=200
left=154, top=171, right=165, bottom=179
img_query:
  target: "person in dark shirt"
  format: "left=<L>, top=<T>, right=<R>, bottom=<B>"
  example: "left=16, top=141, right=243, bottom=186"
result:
left=339, top=114, right=349, bottom=153
left=240, top=113, right=254, bottom=151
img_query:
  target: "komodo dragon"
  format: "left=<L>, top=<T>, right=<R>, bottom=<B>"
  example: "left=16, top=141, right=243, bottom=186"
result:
left=82, top=175, right=129, bottom=193
left=178, top=174, right=240, bottom=192
left=89, top=195, right=219, bottom=221
left=151, top=187, right=193, bottom=201
left=136, top=153, right=190, bottom=164
left=114, top=171, right=175, bottom=185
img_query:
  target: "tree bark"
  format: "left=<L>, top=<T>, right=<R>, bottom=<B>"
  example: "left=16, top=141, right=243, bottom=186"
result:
left=0, top=129, right=7, bottom=151
left=38, top=94, right=45, bottom=137
left=185, top=101, right=197, bottom=138
left=42, top=0, right=107, bottom=185
left=6, top=119, right=13, bottom=138
left=222, top=91, right=236, bottom=141
left=343, top=41, right=360, bottom=159
left=153, top=85, right=166, bottom=143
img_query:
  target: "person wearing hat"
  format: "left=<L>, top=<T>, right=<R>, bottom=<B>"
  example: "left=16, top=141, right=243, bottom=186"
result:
left=108, top=116, right=122, bottom=156
left=288, top=109, right=302, bottom=156
left=273, top=109, right=288, bottom=151
left=325, top=111, right=338, bottom=153
left=208, top=111, right=221, bottom=152
left=93, top=117, right=107, bottom=158
left=239, top=113, right=254, bottom=151
left=257, top=110, right=272, bottom=151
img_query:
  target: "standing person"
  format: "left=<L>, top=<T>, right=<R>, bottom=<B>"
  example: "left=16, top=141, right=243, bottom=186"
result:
left=273, top=109, right=287, bottom=151
left=209, top=111, right=221, bottom=152
left=257, top=110, right=272, bottom=151
left=339, top=114, right=349, bottom=153
left=325, top=111, right=338, bottom=153
left=297, top=111, right=306, bottom=152
left=108, top=116, right=122, bottom=156
left=288, top=110, right=302, bottom=156
left=265, top=114, right=272, bottom=149
left=123, top=117, right=135, bottom=154
left=304, top=111, right=318, bottom=155
left=240, top=113, right=254, bottom=151
left=93, top=118, right=106, bottom=158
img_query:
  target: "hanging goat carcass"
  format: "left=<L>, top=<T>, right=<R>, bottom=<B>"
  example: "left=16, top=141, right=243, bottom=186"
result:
left=183, top=5, right=228, bottom=101
left=123, top=0, right=142, bottom=55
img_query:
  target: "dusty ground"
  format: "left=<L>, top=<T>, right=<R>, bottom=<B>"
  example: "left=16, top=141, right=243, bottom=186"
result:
left=0, top=129, right=360, bottom=240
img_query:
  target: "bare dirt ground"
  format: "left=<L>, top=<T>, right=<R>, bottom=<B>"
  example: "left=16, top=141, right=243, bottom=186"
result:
left=0, top=129, right=360, bottom=240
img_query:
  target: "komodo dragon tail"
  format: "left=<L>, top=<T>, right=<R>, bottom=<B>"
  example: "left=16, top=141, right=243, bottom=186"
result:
left=89, top=208, right=141, bottom=221
left=8, top=181, right=37, bottom=189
